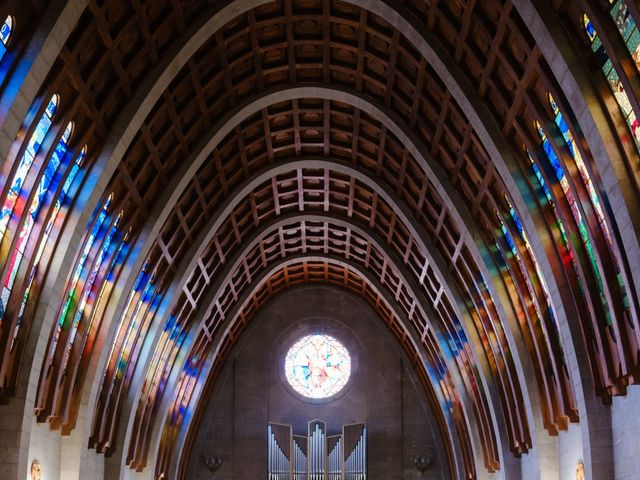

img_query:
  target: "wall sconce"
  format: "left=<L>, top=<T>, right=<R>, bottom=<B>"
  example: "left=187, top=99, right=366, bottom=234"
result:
left=202, top=456, right=223, bottom=477
left=414, top=454, right=433, bottom=475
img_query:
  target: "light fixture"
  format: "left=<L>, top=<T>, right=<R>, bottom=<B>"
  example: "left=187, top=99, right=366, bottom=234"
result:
left=414, top=454, right=433, bottom=475
left=202, top=456, right=223, bottom=477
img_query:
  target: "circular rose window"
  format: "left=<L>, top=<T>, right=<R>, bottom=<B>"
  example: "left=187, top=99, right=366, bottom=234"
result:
left=284, top=334, right=351, bottom=399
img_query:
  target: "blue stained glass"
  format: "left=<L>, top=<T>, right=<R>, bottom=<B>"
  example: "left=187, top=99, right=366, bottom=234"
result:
left=60, top=165, right=80, bottom=205
left=584, top=13, right=640, bottom=150
left=543, top=141, right=564, bottom=181
left=556, top=119, right=574, bottom=155
left=26, top=99, right=55, bottom=159
left=105, top=232, right=128, bottom=283
left=585, top=17, right=597, bottom=41
left=509, top=207, right=524, bottom=237
left=610, top=1, right=640, bottom=68
left=0, top=16, right=12, bottom=62
left=33, top=123, right=72, bottom=217
left=536, top=123, right=613, bottom=325
left=531, top=162, right=553, bottom=204
left=10, top=143, right=83, bottom=347
left=134, top=267, right=150, bottom=292
left=500, top=222, right=518, bottom=257
left=549, top=92, right=628, bottom=313
left=45, top=97, right=57, bottom=118
left=0, top=17, right=11, bottom=45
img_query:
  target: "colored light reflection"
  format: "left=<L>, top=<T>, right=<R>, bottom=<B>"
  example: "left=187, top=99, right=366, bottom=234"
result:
left=103, top=265, right=159, bottom=389
left=497, top=203, right=564, bottom=358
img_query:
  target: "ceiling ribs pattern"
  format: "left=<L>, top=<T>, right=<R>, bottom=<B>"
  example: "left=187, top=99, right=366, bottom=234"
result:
left=0, top=1, right=638, bottom=479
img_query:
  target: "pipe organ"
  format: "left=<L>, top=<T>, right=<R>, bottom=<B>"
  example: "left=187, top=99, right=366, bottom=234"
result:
left=308, top=420, right=326, bottom=479
left=267, top=421, right=366, bottom=479
left=343, top=423, right=367, bottom=480
left=293, top=435, right=308, bottom=480
left=327, top=435, right=342, bottom=480
left=268, top=423, right=292, bottom=480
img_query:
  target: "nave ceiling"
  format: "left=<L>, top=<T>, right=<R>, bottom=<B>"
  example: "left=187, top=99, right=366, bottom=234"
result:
left=0, top=0, right=640, bottom=478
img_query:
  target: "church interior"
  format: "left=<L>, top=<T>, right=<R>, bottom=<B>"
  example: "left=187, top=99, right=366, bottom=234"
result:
left=1, top=0, right=640, bottom=479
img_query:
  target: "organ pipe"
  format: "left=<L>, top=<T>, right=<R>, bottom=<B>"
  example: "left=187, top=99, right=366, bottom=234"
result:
left=268, top=421, right=365, bottom=479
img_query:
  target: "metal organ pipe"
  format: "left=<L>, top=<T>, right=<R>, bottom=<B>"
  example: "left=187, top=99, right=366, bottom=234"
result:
left=269, top=421, right=365, bottom=479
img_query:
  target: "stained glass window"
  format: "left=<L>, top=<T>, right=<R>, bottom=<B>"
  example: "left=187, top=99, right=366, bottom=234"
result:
left=535, top=121, right=612, bottom=325
left=583, top=13, right=640, bottom=150
left=285, top=334, right=351, bottom=399
left=0, top=94, right=58, bottom=243
left=60, top=213, right=124, bottom=374
left=548, top=94, right=630, bottom=312
left=608, top=0, right=640, bottom=70
left=1, top=122, right=73, bottom=320
left=47, top=193, right=113, bottom=366
left=0, top=15, right=13, bottom=61
left=12, top=146, right=86, bottom=351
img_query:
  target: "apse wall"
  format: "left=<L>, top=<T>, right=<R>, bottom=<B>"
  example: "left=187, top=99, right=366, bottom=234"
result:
left=187, top=286, right=448, bottom=480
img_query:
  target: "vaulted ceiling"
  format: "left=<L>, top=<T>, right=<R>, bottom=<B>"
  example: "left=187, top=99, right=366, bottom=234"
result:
left=0, top=0, right=639, bottom=479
